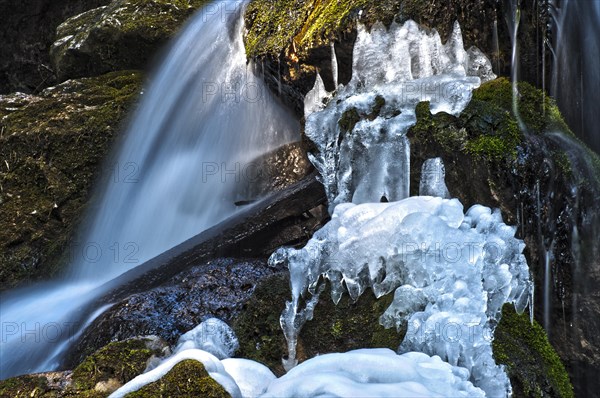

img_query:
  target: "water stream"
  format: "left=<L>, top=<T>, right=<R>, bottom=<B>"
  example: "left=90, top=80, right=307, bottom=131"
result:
left=0, top=0, right=297, bottom=379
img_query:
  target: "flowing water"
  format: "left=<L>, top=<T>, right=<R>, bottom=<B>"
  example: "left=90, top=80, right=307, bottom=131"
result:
left=0, top=0, right=298, bottom=379
left=550, top=0, right=600, bottom=154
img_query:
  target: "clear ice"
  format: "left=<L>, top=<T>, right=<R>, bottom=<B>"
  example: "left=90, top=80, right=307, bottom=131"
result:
left=304, top=20, right=495, bottom=210
left=419, top=158, right=451, bottom=198
left=304, top=21, right=495, bottom=210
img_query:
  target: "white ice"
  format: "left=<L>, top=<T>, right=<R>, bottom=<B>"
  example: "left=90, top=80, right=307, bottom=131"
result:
left=175, top=317, right=239, bottom=359
left=271, top=196, right=533, bottom=397
left=111, top=347, right=484, bottom=398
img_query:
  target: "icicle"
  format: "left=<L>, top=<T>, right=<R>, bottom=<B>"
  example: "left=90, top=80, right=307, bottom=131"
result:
left=330, top=41, right=339, bottom=89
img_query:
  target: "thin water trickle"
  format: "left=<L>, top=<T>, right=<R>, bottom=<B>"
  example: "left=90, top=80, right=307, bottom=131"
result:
left=0, top=0, right=298, bottom=379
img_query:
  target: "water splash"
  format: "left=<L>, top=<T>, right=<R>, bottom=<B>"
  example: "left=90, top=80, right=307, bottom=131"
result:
left=0, top=0, right=297, bottom=379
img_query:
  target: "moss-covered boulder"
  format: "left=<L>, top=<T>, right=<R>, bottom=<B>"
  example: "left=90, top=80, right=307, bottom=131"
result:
left=50, top=0, right=211, bottom=82
left=126, top=359, right=230, bottom=397
left=233, top=273, right=402, bottom=376
left=494, top=305, right=573, bottom=398
left=0, top=336, right=167, bottom=397
left=0, top=71, right=142, bottom=290
left=71, top=336, right=168, bottom=393
left=0, top=373, right=59, bottom=398
left=0, top=0, right=112, bottom=94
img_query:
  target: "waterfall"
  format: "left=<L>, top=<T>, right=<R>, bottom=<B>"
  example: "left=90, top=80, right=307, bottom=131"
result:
left=0, top=0, right=298, bottom=379
left=550, top=0, right=600, bottom=154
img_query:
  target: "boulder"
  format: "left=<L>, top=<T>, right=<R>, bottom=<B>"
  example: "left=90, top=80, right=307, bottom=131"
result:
left=0, top=0, right=111, bottom=94
left=50, top=0, right=211, bottom=82
left=0, top=71, right=142, bottom=290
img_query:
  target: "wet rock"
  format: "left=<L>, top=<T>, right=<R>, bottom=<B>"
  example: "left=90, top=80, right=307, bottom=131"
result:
left=235, top=142, right=313, bottom=204
left=51, top=0, right=211, bottom=82
left=0, top=71, right=142, bottom=290
left=65, top=258, right=283, bottom=367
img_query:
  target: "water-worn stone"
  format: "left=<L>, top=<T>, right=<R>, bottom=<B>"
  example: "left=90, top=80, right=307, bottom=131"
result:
left=65, top=258, right=283, bottom=367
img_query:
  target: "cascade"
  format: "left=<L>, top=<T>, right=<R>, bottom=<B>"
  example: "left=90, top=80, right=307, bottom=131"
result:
left=0, top=0, right=297, bottom=379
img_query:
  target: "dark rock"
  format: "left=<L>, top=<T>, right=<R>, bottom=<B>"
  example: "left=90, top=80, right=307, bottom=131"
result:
left=50, top=0, right=212, bottom=82
left=0, top=0, right=111, bottom=94
left=65, top=258, right=283, bottom=367
left=234, top=141, right=313, bottom=203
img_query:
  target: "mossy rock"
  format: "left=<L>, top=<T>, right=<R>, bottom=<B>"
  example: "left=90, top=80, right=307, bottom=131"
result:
left=494, top=305, right=574, bottom=398
left=408, top=77, right=600, bottom=397
left=233, top=273, right=402, bottom=376
left=0, top=374, right=53, bottom=398
left=0, top=70, right=142, bottom=290
left=71, top=337, right=167, bottom=392
left=125, top=359, right=230, bottom=397
left=50, top=0, right=211, bottom=81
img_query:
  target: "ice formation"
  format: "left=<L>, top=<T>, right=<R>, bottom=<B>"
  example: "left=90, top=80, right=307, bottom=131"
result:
left=419, top=158, right=451, bottom=198
left=112, top=326, right=484, bottom=398
left=270, top=196, right=533, bottom=397
left=174, top=317, right=239, bottom=359
left=304, top=20, right=495, bottom=209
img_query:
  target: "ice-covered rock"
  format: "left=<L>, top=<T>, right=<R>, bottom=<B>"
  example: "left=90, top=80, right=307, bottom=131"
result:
left=112, top=347, right=484, bottom=398
left=271, top=196, right=533, bottom=397
left=304, top=20, right=495, bottom=210
left=262, top=349, right=485, bottom=397
left=174, top=317, right=239, bottom=359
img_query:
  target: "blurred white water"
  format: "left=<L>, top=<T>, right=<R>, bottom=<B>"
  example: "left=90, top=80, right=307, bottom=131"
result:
left=0, top=0, right=297, bottom=379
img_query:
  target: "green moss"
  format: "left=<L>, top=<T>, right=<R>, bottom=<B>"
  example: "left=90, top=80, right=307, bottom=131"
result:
left=493, top=305, right=574, bottom=398
left=244, top=0, right=402, bottom=58
left=0, top=71, right=142, bottom=289
left=71, top=338, right=158, bottom=391
left=0, top=375, right=50, bottom=398
left=338, top=107, right=360, bottom=133
left=126, top=360, right=230, bottom=398
left=233, top=274, right=402, bottom=376
left=471, top=77, right=569, bottom=136
left=367, top=95, right=386, bottom=120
